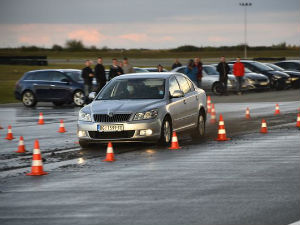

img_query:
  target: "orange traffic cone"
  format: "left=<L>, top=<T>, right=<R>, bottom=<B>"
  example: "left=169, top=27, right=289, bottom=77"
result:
left=26, top=140, right=48, bottom=176
left=168, top=131, right=181, bottom=149
left=16, top=136, right=26, bottom=153
left=38, top=112, right=45, bottom=125
left=296, top=113, right=300, bottom=128
left=274, top=104, right=280, bottom=115
left=5, top=125, right=15, bottom=140
left=216, top=114, right=230, bottom=141
left=245, top=107, right=251, bottom=119
left=103, top=142, right=115, bottom=162
left=57, top=120, right=66, bottom=133
left=207, top=96, right=212, bottom=114
left=260, top=119, right=268, bottom=133
left=210, top=103, right=216, bottom=124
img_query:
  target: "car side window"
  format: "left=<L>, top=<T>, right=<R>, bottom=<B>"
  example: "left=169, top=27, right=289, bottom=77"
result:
left=50, top=72, right=68, bottom=82
left=185, top=78, right=195, bottom=91
left=33, top=71, right=51, bottom=81
left=176, top=75, right=191, bottom=94
left=169, top=77, right=181, bottom=95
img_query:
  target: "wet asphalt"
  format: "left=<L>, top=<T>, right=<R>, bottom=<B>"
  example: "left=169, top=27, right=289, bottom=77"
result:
left=0, top=89, right=299, bottom=225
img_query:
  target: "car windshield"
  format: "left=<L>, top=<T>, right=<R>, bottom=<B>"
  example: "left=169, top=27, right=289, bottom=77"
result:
left=63, top=71, right=82, bottom=81
left=250, top=62, right=273, bottom=71
left=203, top=66, right=217, bottom=75
left=97, top=78, right=165, bottom=100
left=267, top=64, right=284, bottom=71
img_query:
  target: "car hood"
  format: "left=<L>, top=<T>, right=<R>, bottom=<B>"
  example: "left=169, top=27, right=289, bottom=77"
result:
left=245, top=73, right=268, bottom=80
left=90, top=99, right=165, bottom=114
left=266, top=70, right=290, bottom=78
left=283, top=70, right=300, bottom=77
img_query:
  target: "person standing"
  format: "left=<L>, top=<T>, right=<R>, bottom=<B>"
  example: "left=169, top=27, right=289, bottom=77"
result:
left=94, top=57, right=106, bottom=93
left=233, top=57, right=245, bottom=95
left=171, top=58, right=182, bottom=70
left=184, top=59, right=198, bottom=84
left=157, top=64, right=164, bottom=72
left=109, top=58, right=123, bottom=80
left=122, top=57, right=134, bottom=74
left=216, top=56, right=230, bottom=95
left=81, top=60, right=94, bottom=103
left=194, top=57, right=203, bottom=88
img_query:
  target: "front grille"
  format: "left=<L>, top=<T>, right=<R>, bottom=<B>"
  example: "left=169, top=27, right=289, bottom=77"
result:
left=93, top=114, right=131, bottom=123
left=88, top=131, right=135, bottom=139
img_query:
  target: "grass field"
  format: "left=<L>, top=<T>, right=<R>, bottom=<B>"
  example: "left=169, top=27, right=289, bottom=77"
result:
left=0, top=48, right=299, bottom=104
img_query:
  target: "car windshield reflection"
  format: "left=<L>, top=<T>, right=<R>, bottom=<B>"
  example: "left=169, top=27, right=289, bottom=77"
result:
left=97, top=78, right=165, bottom=100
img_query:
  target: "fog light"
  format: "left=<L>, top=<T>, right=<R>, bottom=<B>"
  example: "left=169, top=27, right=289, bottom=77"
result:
left=139, top=129, right=153, bottom=136
left=78, top=130, right=86, bottom=137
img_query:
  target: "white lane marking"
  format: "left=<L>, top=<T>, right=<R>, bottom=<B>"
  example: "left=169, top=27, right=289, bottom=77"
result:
left=289, top=220, right=300, bottom=225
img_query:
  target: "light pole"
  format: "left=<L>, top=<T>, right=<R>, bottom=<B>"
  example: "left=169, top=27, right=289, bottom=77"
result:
left=239, top=2, right=252, bottom=59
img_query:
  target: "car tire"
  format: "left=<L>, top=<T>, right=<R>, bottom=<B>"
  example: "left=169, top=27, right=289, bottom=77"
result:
left=22, top=90, right=37, bottom=107
left=79, top=140, right=90, bottom=148
left=158, top=117, right=172, bottom=146
left=52, top=101, right=65, bottom=106
left=192, top=111, right=206, bottom=140
left=73, top=90, right=85, bottom=107
left=212, top=82, right=224, bottom=95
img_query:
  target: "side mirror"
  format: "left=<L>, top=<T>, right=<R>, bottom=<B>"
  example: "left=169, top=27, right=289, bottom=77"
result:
left=88, top=92, right=96, bottom=100
left=61, top=78, right=70, bottom=84
left=170, top=90, right=184, bottom=98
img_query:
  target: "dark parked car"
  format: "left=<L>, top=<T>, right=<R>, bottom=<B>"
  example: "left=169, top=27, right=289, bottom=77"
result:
left=15, top=69, right=87, bottom=107
left=229, top=60, right=291, bottom=90
left=265, top=63, right=300, bottom=88
left=274, top=60, right=300, bottom=72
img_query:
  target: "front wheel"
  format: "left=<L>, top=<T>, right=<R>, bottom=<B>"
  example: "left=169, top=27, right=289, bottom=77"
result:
left=73, top=90, right=85, bottom=107
left=192, top=112, right=206, bottom=140
left=212, top=82, right=224, bottom=95
left=22, top=91, right=37, bottom=107
left=158, top=117, right=172, bottom=146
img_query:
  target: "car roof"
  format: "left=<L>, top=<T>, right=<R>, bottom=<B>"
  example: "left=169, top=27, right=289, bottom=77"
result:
left=276, top=60, right=300, bottom=63
left=115, top=72, right=176, bottom=79
left=27, top=69, right=81, bottom=73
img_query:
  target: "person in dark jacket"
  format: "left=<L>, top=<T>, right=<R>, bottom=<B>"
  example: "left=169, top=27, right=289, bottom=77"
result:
left=81, top=60, right=94, bottom=103
left=94, top=57, right=106, bottom=93
left=171, top=59, right=182, bottom=70
left=109, top=58, right=123, bottom=80
left=216, top=56, right=230, bottom=95
left=184, top=59, right=198, bottom=84
left=194, top=57, right=203, bottom=88
left=157, top=64, right=164, bottom=72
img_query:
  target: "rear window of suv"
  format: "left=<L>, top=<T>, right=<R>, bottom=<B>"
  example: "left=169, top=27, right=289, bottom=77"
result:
left=23, top=71, right=51, bottom=81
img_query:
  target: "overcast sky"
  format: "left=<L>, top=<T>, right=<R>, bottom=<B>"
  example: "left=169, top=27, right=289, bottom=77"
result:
left=0, top=0, right=299, bottom=48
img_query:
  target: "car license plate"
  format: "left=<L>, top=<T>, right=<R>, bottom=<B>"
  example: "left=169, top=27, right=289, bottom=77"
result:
left=286, top=80, right=291, bottom=84
left=260, top=82, right=268, bottom=85
left=97, top=124, right=124, bottom=132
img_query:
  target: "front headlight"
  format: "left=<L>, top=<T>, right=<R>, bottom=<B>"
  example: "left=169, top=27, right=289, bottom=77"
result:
left=133, top=109, right=158, bottom=121
left=79, top=111, right=92, bottom=122
left=291, top=77, right=298, bottom=81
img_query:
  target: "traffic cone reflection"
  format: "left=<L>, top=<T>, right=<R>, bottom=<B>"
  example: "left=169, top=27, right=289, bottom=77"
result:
left=169, top=132, right=181, bottom=149
left=103, top=142, right=115, bottom=162
left=216, top=114, right=230, bottom=141
left=26, top=140, right=48, bottom=176
left=260, top=119, right=268, bottom=133
left=274, top=104, right=280, bottom=115
left=5, top=125, right=15, bottom=140
left=57, top=120, right=66, bottom=133
left=207, top=96, right=212, bottom=114
left=38, top=112, right=45, bottom=125
left=16, top=136, right=26, bottom=153
left=210, top=103, right=216, bottom=124
left=296, top=113, right=300, bottom=128
left=245, top=107, right=251, bottom=119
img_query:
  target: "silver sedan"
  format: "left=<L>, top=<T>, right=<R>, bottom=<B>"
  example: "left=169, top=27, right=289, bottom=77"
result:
left=77, top=73, right=207, bottom=147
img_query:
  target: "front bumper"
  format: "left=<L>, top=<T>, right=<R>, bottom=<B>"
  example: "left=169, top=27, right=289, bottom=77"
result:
left=77, top=119, right=162, bottom=143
